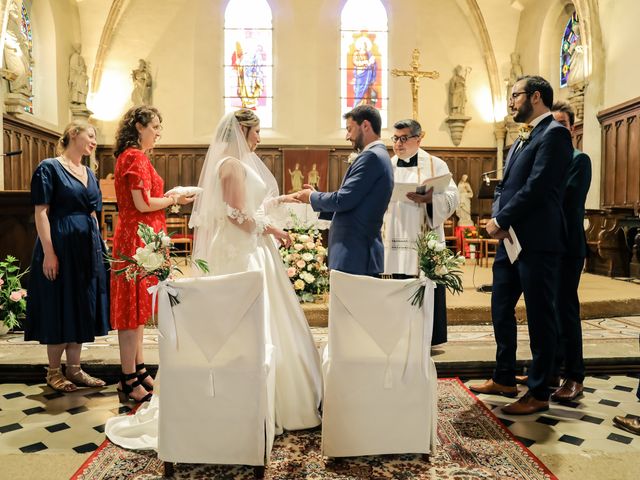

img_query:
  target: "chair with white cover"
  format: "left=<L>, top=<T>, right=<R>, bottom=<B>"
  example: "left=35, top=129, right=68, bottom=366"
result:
left=321, top=270, right=438, bottom=459
left=156, top=271, right=275, bottom=479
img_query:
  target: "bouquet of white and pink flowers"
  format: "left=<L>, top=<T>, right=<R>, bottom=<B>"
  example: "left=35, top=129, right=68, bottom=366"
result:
left=280, top=226, right=329, bottom=303
left=410, top=230, right=464, bottom=307
left=111, top=223, right=208, bottom=288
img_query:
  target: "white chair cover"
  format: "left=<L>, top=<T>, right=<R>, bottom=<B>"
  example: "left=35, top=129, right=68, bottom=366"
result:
left=157, top=271, right=275, bottom=466
left=321, top=270, right=438, bottom=458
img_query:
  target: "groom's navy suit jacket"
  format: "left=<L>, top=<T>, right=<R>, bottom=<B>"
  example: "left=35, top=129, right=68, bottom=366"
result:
left=492, top=115, right=573, bottom=255
left=310, top=143, right=393, bottom=276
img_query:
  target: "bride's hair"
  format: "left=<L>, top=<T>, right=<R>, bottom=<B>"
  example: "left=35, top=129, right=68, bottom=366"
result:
left=234, top=109, right=259, bottom=139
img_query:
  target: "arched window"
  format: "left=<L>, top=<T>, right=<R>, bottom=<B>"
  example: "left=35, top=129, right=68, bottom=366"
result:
left=560, top=11, right=581, bottom=88
left=340, top=0, right=388, bottom=127
left=224, top=0, right=273, bottom=127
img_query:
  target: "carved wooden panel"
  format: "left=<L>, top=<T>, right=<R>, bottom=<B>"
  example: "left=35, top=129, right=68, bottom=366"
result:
left=2, top=116, right=59, bottom=191
left=0, top=191, right=36, bottom=287
left=94, top=144, right=498, bottom=218
left=597, top=97, right=640, bottom=210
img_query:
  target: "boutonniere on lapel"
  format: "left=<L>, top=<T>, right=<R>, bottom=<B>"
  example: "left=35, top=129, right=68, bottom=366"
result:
left=346, top=152, right=359, bottom=164
left=517, top=124, right=534, bottom=144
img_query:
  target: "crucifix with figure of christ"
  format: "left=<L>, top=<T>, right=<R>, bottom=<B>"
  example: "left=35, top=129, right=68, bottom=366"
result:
left=391, top=49, right=439, bottom=120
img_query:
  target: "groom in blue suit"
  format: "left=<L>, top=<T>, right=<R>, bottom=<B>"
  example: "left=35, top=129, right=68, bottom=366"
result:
left=295, top=105, right=393, bottom=276
left=470, top=76, right=573, bottom=415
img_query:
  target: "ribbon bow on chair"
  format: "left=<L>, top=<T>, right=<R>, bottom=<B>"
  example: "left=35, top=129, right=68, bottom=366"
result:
left=517, top=124, right=534, bottom=142
left=148, top=280, right=180, bottom=349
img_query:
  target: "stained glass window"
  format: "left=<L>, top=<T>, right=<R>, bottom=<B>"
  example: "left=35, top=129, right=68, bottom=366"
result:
left=560, top=12, right=581, bottom=88
left=224, top=0, right=273, bottom=127
left=340, top=0, right=388, bottom=127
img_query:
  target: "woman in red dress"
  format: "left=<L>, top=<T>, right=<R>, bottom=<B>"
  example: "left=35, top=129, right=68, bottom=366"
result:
left=111, top=106, right=193, bottom=402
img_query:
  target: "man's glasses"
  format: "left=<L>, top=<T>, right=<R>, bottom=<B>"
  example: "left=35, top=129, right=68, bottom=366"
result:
left=391, top=134, right=419, bottom=144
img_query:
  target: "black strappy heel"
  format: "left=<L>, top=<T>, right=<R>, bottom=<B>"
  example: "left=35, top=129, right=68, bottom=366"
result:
left=117, top=372, right=152, bottom=403
left=136, top=363, right=154, bottom=391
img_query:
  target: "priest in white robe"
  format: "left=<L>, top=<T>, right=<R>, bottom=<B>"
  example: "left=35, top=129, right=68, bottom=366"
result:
left=383, top=119, right=459, bottom=345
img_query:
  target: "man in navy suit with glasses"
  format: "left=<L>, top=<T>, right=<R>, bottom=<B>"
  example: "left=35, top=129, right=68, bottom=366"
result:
left=470, top=75, right=573, bottom=415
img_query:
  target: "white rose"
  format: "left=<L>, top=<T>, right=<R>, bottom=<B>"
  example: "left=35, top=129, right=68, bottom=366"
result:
left=134, top=248, right=165, bottom=272
left=317, top=246, right=326, bottom=254
left=302, top=253, right=314, bottom=262
left=434, top=242, right=445, bottom=252
left=306, top=242, right=316, bottom=249
left=161, top=235, right=171, bottom=247
left=427, top=239, right=438, bottom=250
left=435, top=265, right=449, bottom=276
left=294, top=243, right=304, bottom=251
left=298, top=234, right=310, bottom=243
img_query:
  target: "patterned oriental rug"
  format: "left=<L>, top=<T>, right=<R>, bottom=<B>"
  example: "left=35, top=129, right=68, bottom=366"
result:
left=71, top=378, right=557, bottom=480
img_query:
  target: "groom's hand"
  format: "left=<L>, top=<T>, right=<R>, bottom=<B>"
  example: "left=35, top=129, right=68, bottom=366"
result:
left=295, top=185, right=315, bottom=204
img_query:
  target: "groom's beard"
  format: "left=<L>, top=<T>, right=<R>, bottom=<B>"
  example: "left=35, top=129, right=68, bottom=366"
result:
left=352, top=131, right=365, bottom=152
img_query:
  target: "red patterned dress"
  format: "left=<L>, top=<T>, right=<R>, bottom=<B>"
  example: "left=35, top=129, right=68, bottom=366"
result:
left=110, top=147, right=166, bottom=330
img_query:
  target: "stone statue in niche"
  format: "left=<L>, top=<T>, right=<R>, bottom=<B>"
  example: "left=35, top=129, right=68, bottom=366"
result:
left=456, top=174, right=474, bottom=227
left=68, top=44, right=93, bottom=119
left=445, top=65, right=471, bottom=146
left=449, top=65, right=469, bottom=115
left=1, top=1, right=33, bottom=113
left=131, top=59, right=152, bottom=105
left=69, top=44, right=89, bottom=105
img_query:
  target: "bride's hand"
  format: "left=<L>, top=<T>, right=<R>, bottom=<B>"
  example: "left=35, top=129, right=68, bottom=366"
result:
left=268, top=226, right=291, bottom=248
left=279, top=193, right=302, bottom=204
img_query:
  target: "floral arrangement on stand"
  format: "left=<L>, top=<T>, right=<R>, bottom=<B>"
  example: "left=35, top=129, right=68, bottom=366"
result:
left=409, top=231, right=465, bottom=308
left=463, top=227, right=480, bottom=239
left=110, top=223, right=208, bottom=305
left=0, top=255, right=29, bottom=331
left=279, top=219, right=329, bottom=303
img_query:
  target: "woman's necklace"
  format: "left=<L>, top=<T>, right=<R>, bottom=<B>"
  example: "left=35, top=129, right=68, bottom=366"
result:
left=59, top=155, right=87, bottom=180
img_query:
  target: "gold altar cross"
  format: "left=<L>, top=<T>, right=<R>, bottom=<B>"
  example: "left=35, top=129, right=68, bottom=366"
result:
left=391, top=49, right=439, bottom=120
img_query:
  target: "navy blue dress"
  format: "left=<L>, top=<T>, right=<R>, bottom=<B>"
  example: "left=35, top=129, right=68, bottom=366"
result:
left=25, top=159, right=110, bottom=344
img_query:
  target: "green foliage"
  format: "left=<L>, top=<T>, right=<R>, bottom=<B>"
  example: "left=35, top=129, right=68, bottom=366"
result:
left=0, top=255, right=29, bottom=330
left=409, top=231, right=464, bottom=308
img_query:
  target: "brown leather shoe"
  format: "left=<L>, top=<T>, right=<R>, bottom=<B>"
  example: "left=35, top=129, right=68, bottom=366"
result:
left=502, top=392, right=549, bottom=415
left=515, top=375, right=528, bottom=385
left=613, top=416, right=640, bottom=436
left=468, top=379, right=518, bottom=398
left=550, top=379, right=583, bottom=402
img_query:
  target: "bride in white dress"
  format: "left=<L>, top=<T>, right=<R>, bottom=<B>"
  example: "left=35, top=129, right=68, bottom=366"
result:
left=106, top=110, right=322, bottom=449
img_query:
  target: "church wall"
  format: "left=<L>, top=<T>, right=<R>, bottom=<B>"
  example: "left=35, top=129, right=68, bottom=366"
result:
left=83, top=0, right=516, bottom=152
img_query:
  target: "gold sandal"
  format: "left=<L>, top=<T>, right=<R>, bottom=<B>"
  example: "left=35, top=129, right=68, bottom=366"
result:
left=46, top=367, right=78, bottom=392
left=65, top=365, right=106, bottom=388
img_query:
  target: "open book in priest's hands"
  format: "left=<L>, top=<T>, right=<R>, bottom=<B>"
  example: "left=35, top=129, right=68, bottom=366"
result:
left=390, top=172, right=452, bottom=202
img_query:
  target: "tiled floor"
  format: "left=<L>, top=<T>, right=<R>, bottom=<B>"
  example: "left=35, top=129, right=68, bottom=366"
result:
left=1, top=322, right=640, bottom=479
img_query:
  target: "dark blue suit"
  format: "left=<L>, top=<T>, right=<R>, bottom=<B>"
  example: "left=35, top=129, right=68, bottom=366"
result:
left=310, top=143, right=393, bottom=276
left=555, top=149, right=591, bottom=383
left=490, top=114, right=573, bottom=400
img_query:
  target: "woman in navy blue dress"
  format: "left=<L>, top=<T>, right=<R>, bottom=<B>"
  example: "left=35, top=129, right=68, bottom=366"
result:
left=25, top=120, right=109, bottom=392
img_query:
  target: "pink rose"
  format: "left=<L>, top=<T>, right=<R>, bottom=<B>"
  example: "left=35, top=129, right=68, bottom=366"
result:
left=9, top=291, right=22, bottom=302
left=296, top=260, right=306, bottom=269
left=287, top=267, right=296, bottom=278
left=0, top=277, right=4, bottom=286
left=19, top=289, right=27, bottom=298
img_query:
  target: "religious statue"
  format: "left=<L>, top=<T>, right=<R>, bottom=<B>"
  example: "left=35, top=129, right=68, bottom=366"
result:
left=505, top=52, right=523, bottom=105
left=449, top=65, right=470, bottom=116
left=288, top=163, right=304, bottom=193
left=307, top=163, right=320, bottom=189
left=456, top=174, right=474, bottom=227
left=352, top=35, right=377, bottom=107
left=131, top=59, right=152, bottom=105
left=69, top=45, right=89, bottom=105
left=2, top=1, right=33, bottom=99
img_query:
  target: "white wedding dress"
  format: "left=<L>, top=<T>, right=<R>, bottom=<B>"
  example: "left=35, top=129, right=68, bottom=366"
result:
left=106, top=114, right=323, bottom=451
